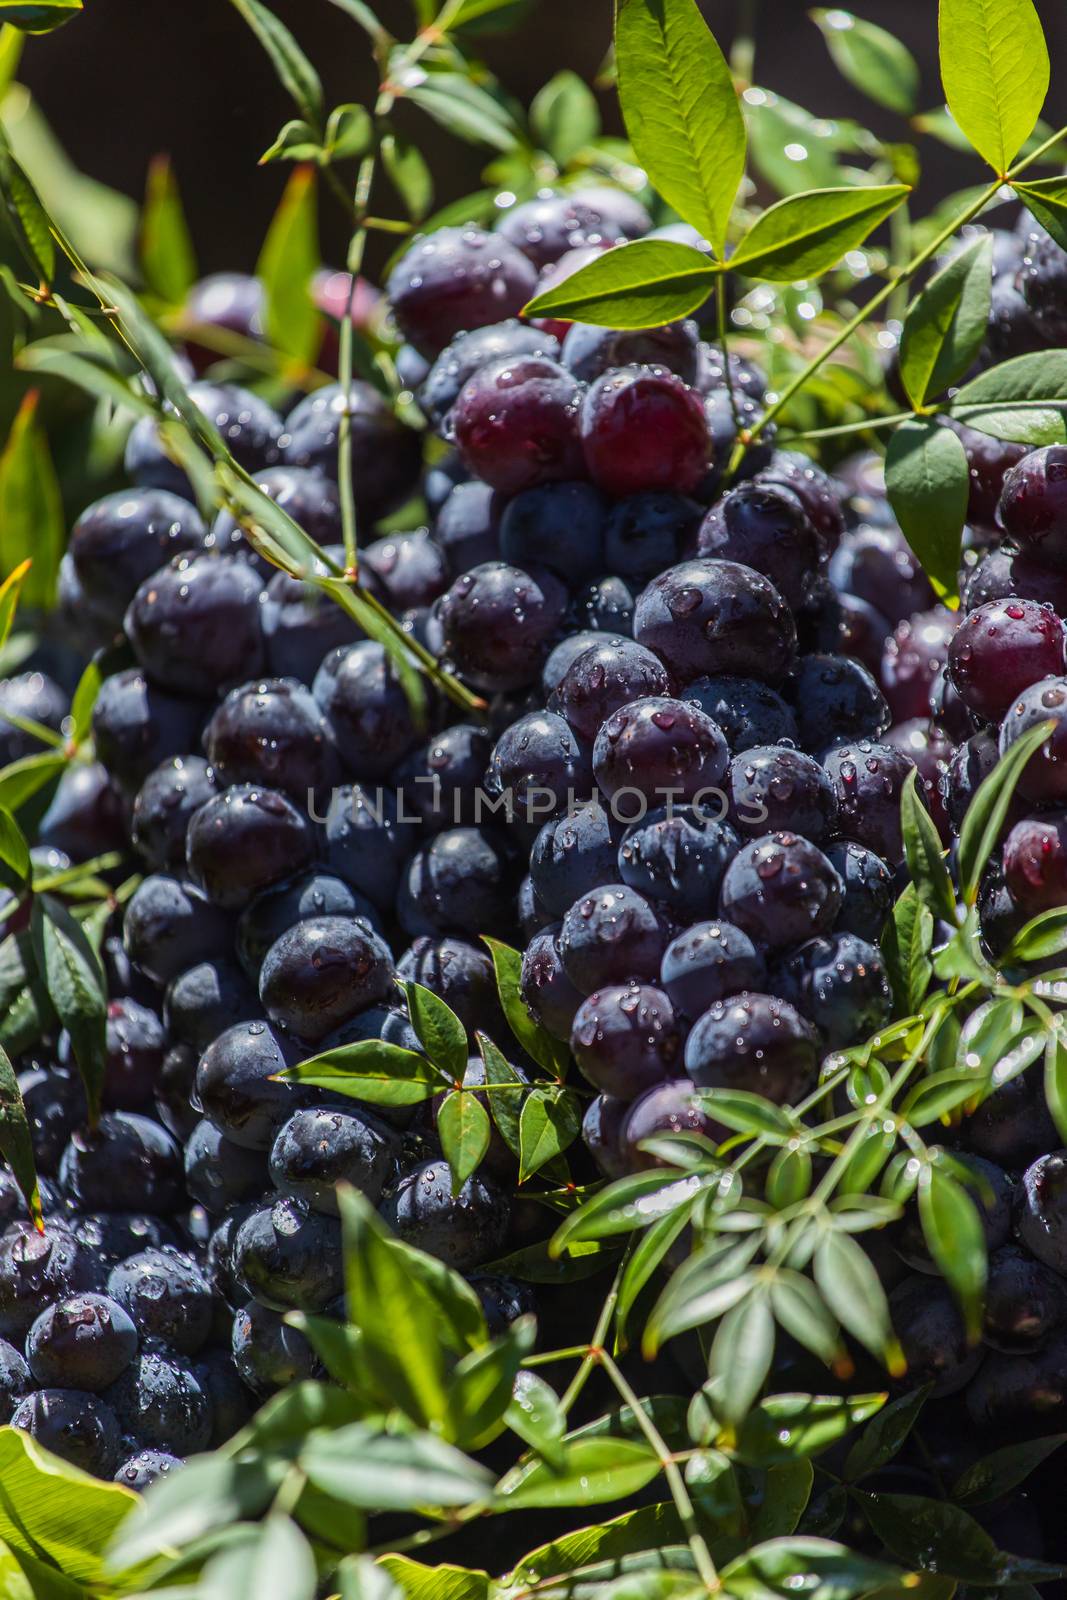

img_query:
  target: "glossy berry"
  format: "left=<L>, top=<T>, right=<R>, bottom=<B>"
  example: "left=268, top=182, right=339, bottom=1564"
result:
left=499, top=481, right=606, bottom=583
left=132, top=756, right=219, bottom=870
left=559, top=882, right=673, bottom=995
left=186, top=784, right=315, bottom=910
left=123, top=874, right=233, bottom=986
left=998, top=446, right=1067, bottom=562
left=684, top=992, right=817, bottom=1103
left=772, top=932, right=892, bottom=1050
left=828, top=525, right=934, bottom=626
left=964, top=546, right=1067, bottom=621
left=11, top=1389, right=122, bottom=1476
left=583, top=1094, right=629, bottom=1179
left=38, top=761, right=126, bottom=863
left=553, top=639, right=672, bottom=744
left=0, top=672, right=69, bottom=767
left=529, top=805, right=623, bottom=918
left=719, top=832, right=842, bottom=953
left=520, top=925, right=584, bottom=1041
left=752, top=449, right=845, bottom=563
left=787, top=653, right=890, bottom=754
left=683, top=675, right=799, bottom=753
left=205, top=677, right=339, bottom=799
left=105, top=1346, right=212, bottom=1455
left=70, top=489, right=207, bottom=628
left=270, top=1106, right=396, bottom=1214
left=618, top=805, right=740, bottom=919
left=387, top=226, right=539, bottom=357
left=562, top=319, right=700, bottom=386
left=621, top=1079, right=727, bottom=1171
left=452, top=355, right=584, bottom=494
left=578, top=575, right=636, bottom=635
left=960, top=1069, right=1059, bottom=1170
left=487, top=709, right=594, bottom=820
left=259, top=915, right=395, bottom=1042
left=261, top=552, right=363, bottom=686
left=233, top=1196, right=342, bottom=1312
left=399, top=827, right=515, bottom=941
left=889, top=1277, right=982, bottom=1397
left=0, top=1339, right=29, bottom=1421
left=983, top=1243, right=1067, bottom=1353
left=602, top=492, right=701, bottom=585
left=881, top=608, right=957, bottom=724
left=313, top=641, right=421, bottom=782
left=438, top=562, right=568, bottom=692
left=380, top=1160, right=509, bottom=1272
left=634, top=559, right=797, bottom=686
left=496, top=188, right=650, bottom=268
left=1017, top=1151, right=1067, bottom=1273
left=232, top=1299, right=321, bottom=1396
left=838, top=592, right=890, bottom=677
left=195, top=1021, right=304, bottom=1151
left=107, top=1247, right=214, bottom=1354
left=964, top=1334, right=1067, bottom=1431
left=1000, top=675, right=1067, bottom=804
left=92, top=668, right=206, bottom=796
left=420, top=320, right=560, bottom=431
left=698, top=482, right=821, bottom=611
left=72, top=1213, right=178, bottom=1267
left=0, top=1222, right=102, bottom=1339
left=102, top=997, right=166, bottom=1112
left=323, top=784, right=413, bottom=912
left=362, top=531, right=449, bottom=611
left=433, top=481, right=503, bottom=576
left=125, top=382, right=281, bottom=495
left=659, top=919, right=766, bottom=1025
left=60, top=1113, right=183, bottom=1214
left=281, top=382, right=422, bottom=523
left=952, top=421, right=1030, bottom=534
left=125, top=554, right=265, bottom=698
left=571, top=982, right=681, bottom=1099
left=948, top=598, right=1067, bottom=723
left=237, top=870, right=381, bottom=982
left=825, top=840, right=895, bottom=943
left=182, top=1119, right=269, bottom=1215
left=727, top=745, right=837, bottom=843
left=211, top=466, right=342, bottom=555
left=470, top=1275, right=537, bottom=1337
left=114, top=1448, right=183, bottom=1489
left=580, top=366, right=710, bottom=497
left=822, top=741, right=918, bottom=865
left=1003, top=812, right=1067, bottom=914
left=16, top=1067, right=85, bottom=1175
left=397, top=725, right=495, bottom=833
left=592, top=696, right=729, bottom=809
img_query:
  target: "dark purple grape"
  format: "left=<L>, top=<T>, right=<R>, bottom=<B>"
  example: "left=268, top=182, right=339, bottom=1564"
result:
left=719, top=831, right=843, bottom=952
left=602, top=492, right=702, bottom=584
left=186, top=785, right=315, bottom=910
left=562, top=320, right=700, bottom=385
left=580, top=366, right=710, bottom=497
left=786, top=653, right=890, bottom=754
left=726, top=745, right=837, bottom=842
left=822, top=740, right=918, bottom=865
left=499, top=481, right=607, bottom=583
left=682, top=675, right=799, bottom=753
left=571, top=982, right=682, bottom=1098
left=828, top=525, right=934, bottom=625
left=496, top=188, right=650, bottom=269
left=313, top=641, right=422, bottom=782
left=697, top=482, right=821, bottom=611
left=132, top=756, right=219, bottom=870
left=999, top=674, right=1067, bottom=804
left=70, top=489, right=208, bottom=628
left=634, top=559, right=797, bottom=685
left=125, top=554, right=265, bottom=698
left=438, top=562, right=568, bottom=693
left=420, top=320, right=560, bottom=432
left=520, top=924, right=583, bottom=1040
left=206, top=676, right=339, bottom=798
left=558, top=883, right=673, bottom=994
left=772, top=932, right=892, bottom=1050
left=684, top=992, right=818, bottom=1104
left=825, top=840, right=895, bottom=943
left=452, top=355, right=584, bottom=494
left=881, top=608, right=957, bottom=724
left=281, top=383, right=422, bottom=523
left=433, top=481, right=503, bottom=577
left=617, top=805, right=739, bottom=919
left=621, top=1080, right=727, bottom=1171
left=387, top=226, right=539, bottom=357
left=592, top=696, right=729, bottom=810
left=659, top=919, right=766, bottom=1026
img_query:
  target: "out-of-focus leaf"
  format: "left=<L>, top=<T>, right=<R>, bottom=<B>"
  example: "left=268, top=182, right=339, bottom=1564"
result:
left=140, top=154, right=197, bottom=306
left=0, top=390, right=63, bottom=608
left=917, top=1165, right=986, bottom=1340
left=405, top=75, right=519, bottom=152
left=814, top=1233, right=903, bottom=1372
left=0, top=558, right=30, bottom=655
left=255, top=163, right=321, bottom=366
left=884, top=417, right=968, bottom=606
left=531, top=70, right=599, bottom=166
left=301, top=1423, right=493, bottom=1510
left=0, top=0, right=80, bottom=32
left=30, top=894, right=106, bottom=1122
left=381, top=132, right=433, bottom=221
left=810, top=10, right=919, bottom=115
left=0, top=1039, right=39, bottom=1228
left=229, top=0, right=323, bottom=122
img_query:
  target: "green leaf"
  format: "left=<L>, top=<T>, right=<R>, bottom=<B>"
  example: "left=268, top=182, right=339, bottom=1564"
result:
left=405, top=75, right=519, bottom=152
left=438, top=1091, right=491, bottom=1194
left=0, top=1040, right=39, bottom=1229
left=745, top=90, right=843, bottom=197
left=0, top=929, right=53, bottom=1056
left=509, top=1503, right=692, bottom=1589
left=709, top=1289, right=774, bottom=1427
left=302, top=1423, right=493, bottom=1510
left=880, top=884, right=933, bottom=1014
left=380, top=133, right=433, bottom=222
left=0, top=133, right=54, bottom=286
left=952, top=1435, right=1067, bottom=1507
left=0, top=559, right=29, bottom=659
left=553, top=1170, right=709, bottom=1250
left=229, top=0, right=323, bottom=122
left=957, top=717, right=1054, bottom=904
left=952, top=350, right=1067, bottom=443
left=482, top=937, right=565, bottom=1075
left=1013, top=176, right=1067, bottom=252
left=325, top=103, right=373, bottom=161
left=0, top=752, right=65, bottom=816
left=30, top=895, right=106, bottom=1122
left=814, top=1232, right=903, bottom=1373
left=405, top=980, right=468, bottom=1080
left=810, top=10, right=919, bottom=116
left=203, top=1515, right=316, bottom=1600
left=376, top=1557, right=488, bottom=1600
left=0, top=806, right=29, bottom=898
left=255, top=163, right=321, bottom=366
left=519, top=1085, right=580, bottom=1183
left=939, top=0, right=1048, bottom=176
left=721, top=1537, right=898, bottom=1600
left=0, top=391, right=64, bottom=610
left=531, top=70, right=599, bottom=167
left=475, top=1031, right=525, bottom=1155
left=140, top=154, right=197, bottom=305
left=645, top=1241, right=759, bottom=1355
left=69, top=660, right=103, bottom=747
left=615, top=0, right=744, bottom=256
left=522, top=237, right=715, bottom=329
left=731, top=1392, right=885, bottom=1467
left=0, top=1430, right=133, bottom=1587
left=505, top=1370, right=566, bottom=1469
left=884, top=418, right=968, bottom=606
left=615, top=1205, right=693, bottom=1345
left=1045, top=1028, right=1067, bottom=1145
left=696, top=1089, right=793, bottom=1140
left=729, top=185, right=910, bottom=283
left=766, top=1146, right=812, bottom=1209
left=770, top=1271, right=843, bottom=1368
left=286, top=1309, right=366, bottom=1391
left=260, top=119, right=323, bottom=165
left=445, top=1314, right=535, bottom=1448
left=900, top=769, right=957, bottom=926
left=750, top=1459, right=815, bottom=1542
left=842, top=1385, right=929, bottom=1482
left=1003, top=906, right=1067, bottom=964
left=279, top=1038, right=443, bottom=1106
left=899, top=233, right=993, bottom=408
left=855, top=1491, right=1057, bottom=1585
left=901, top=1070, right=983, bottom=1127
left=500, top=1436, right=661, bottom=1509
left=917, top=1166, right=986, bottom=1340
left=0, top=0, right=80, bottom=32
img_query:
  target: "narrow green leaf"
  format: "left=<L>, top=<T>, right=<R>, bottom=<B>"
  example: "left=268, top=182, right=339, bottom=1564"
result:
left=0, top=0, right=80, bottom=32
left=900, top=769, right=957, bottom=926
left=140, top=155, right=197, bottom=305
left=15, top=345, right=157, bottom=419
left=0, top=806, right=29, bottom=897
left=522, top=237, right=715, bottom=329
left=531, top=70, right=599, bottom=167
left=1045, top=1027, right=1067, bottom=1145
left=405, top=980, right=468, bottom=1080
left=30, top=894, right=106, bottom=1121
left=482, top=937, right=566, bottom=1074
left=1014, top=176, right=1067, bottom=253
left=405, top=75, right=519, bottom=152
left=880, top=884, right=933, bottom=1014
left=810, top=10, right=919, bottom=115
left=0, top=751, right=66, bottom=814
left=899, top=233, right=993, bottom=408
left=952, top=1435, right=1067, bottom=1507
left=615, top=1205, right=692, bottom=1345
left=1003, top=906, right=1067, bottom=964
left=518, top=1085, right=580, bottom=1183
left=278, top=1038, right=443, bottom=1107
left=438, top=1091, right=491, bottom=1194
left=766, top=1146, right=812, bottom=1209
left=733, top=1392, right=886, bottom=1467
left=325, top=103, right=373, bottom=161
left=917, top=1166, right=986, bottom=1340
left=721, top=1537, right=899, bottom=1600
left=615, top=0, right=744, bottom=255
left=0, top=559, right=29, bottom=657
left=0, top=390, right=64, bottom=609
left=476, top=1031, right=525, bottom=1156
left=446, top=1314, right=535, bottom=1448
left=0, top=1039, right=40, bottom=1228
left=553, top=1170, right=710, bottom=1250
left=375, top=1557, right=488, bottom=1600
left=709, top=1290, right=774, bottom=1427
left=302, top=1423, right=493, bottom=1510
left=0, top=133, right=54, bottom=285
left=69, top=660, right=103, bottom=747
left=770, top=1271, right=842, bottom=1367
left=229, top=0, right=323, bottom=122
left=957, top=717, right=1054, bottom=904
left=204, top=1515, right=316, bottom=1600
left=500, top=1436, right=661, bottom=1509
left=505, top=1370, right=566, bottom=1469
left=728, top=185, right=910, bottom=282
left=814, top=1232, right=903, bottom=1373
left=260, top=119, right=323, bottom=165
left=694, top=1088, right=793, bottom=1140
left=843, top=1386, right=929, bottom=1482
left=884, top=418, right=968, bottom=606
left=901, top=1070, right=985, bottom=1127
left=255, top=163, right=321, bottom=365
left=939, top=0, right=1048, bottom=175
left=380, top=132, right=433, bottom=222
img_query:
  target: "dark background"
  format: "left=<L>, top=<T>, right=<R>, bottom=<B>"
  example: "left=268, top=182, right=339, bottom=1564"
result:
left=15, top=0, right=1067, bottom=278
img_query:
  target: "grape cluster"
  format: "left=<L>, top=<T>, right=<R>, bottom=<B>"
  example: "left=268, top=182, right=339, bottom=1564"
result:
left=9, top=192, right=1067, bottom=1479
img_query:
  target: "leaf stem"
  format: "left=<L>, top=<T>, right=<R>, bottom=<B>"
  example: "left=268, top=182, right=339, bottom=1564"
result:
left=559, top=1251, right=626, bottom=1416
